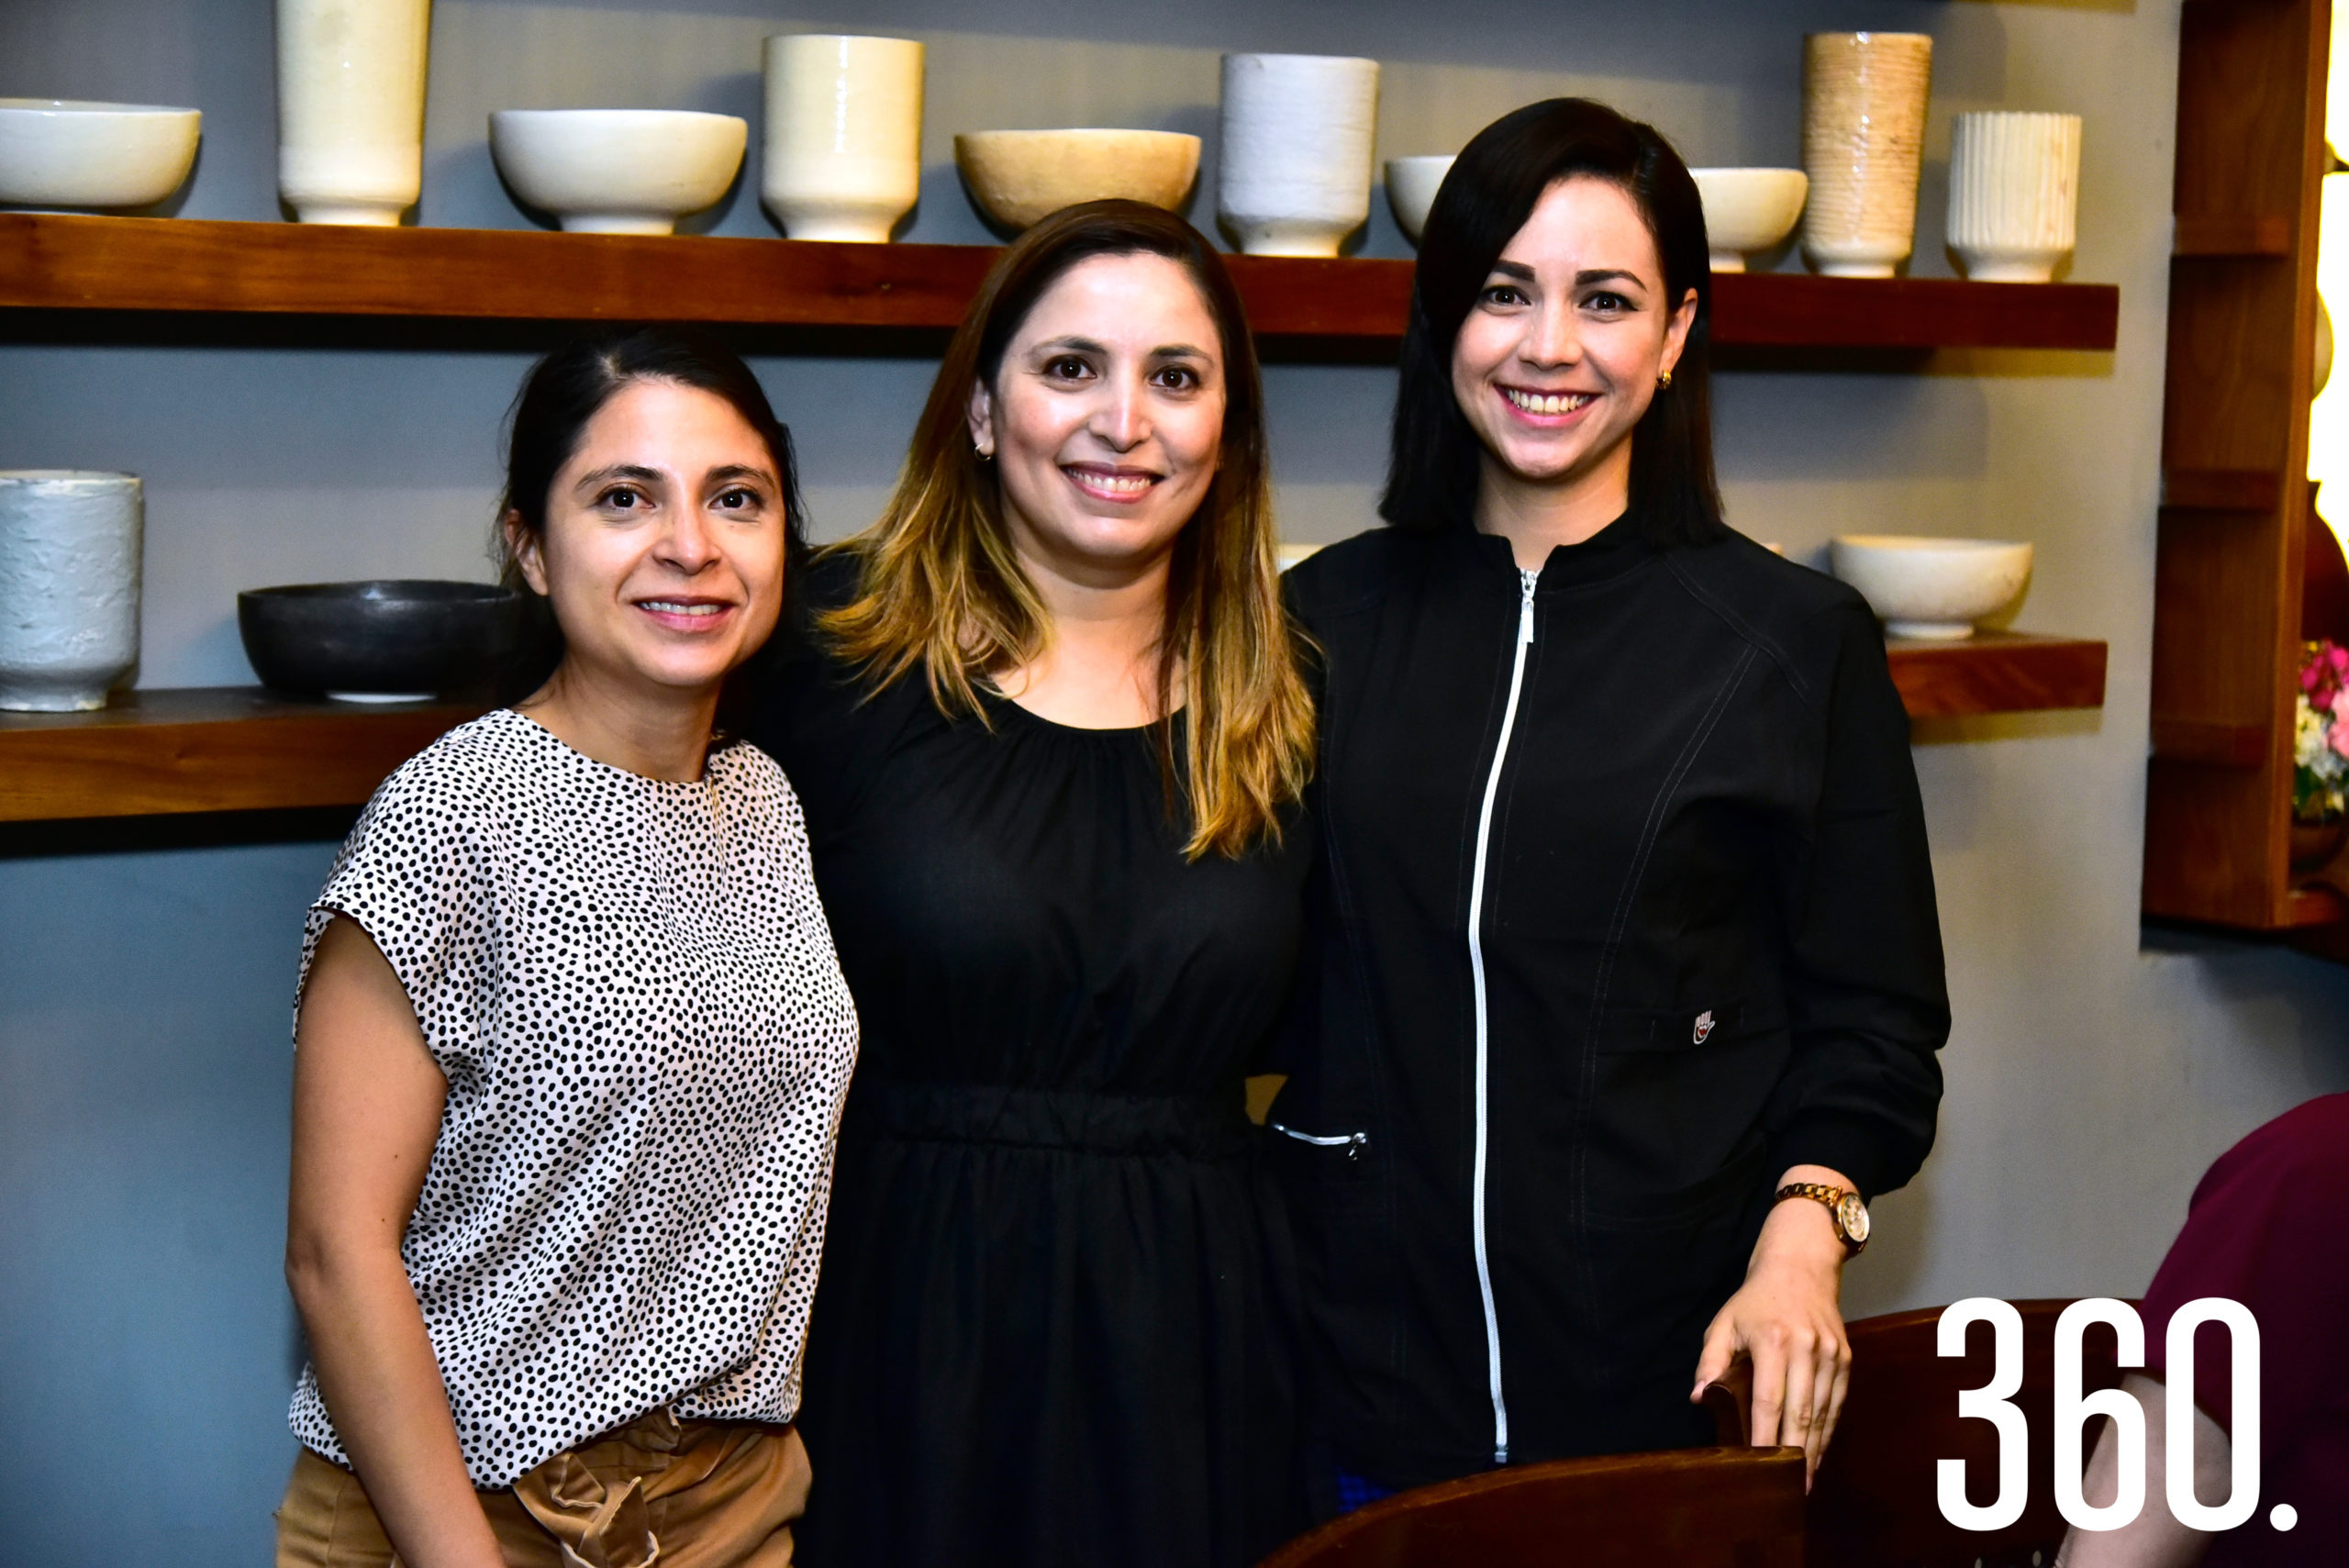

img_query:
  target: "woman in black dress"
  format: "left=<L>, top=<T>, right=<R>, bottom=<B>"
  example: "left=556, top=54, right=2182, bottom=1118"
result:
left=1272, top=99, right=1948, bottom=1504
left=745, top=202, right=1316, bottom=1567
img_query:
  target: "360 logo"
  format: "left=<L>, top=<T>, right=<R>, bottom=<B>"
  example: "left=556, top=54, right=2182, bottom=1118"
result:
left=1936, top=1297, right=2294, bottom=1534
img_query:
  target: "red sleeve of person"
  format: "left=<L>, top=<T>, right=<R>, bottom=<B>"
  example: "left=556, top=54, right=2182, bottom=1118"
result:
left=2137, top=1091, right=2349, bottom=1561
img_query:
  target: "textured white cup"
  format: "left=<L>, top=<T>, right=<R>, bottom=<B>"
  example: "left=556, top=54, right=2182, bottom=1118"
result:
left=0, top=100, right=202, bottom=208
left=1801, top=32, right=1932, bottom=278
left=1830, top=534, right=2032, bottom=640
left=762, top=34, right=923, bottom=243
left=0, top=472, right=142, bottom=711
left=1385, top=155, right=1453, bottom=245
left=1947, top=112, right=2081, bottom=284
left=490, top=110, right=746, bottom=234
left=275, top=0, right=431, bottom=225
left=1218, top=53, right=1380, bottom=257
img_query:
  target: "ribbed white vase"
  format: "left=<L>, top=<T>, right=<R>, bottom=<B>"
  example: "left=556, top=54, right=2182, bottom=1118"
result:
left=762, top=34, right=925, bottom=243
left=275, top=0, right=431, bottom=225
left=0, top=472, right=142, bottom=712
left=1217, top=53, right=1379, bottom=257
left=1947, top=112, right=2082, bottom=284
left=1801, top=31, right=1933, bottom=278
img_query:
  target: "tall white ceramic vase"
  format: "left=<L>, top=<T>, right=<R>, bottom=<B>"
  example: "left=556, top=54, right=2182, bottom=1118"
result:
left=275, top=0, right=431, bottom=225
left=1218, top=53, right=1380, bottom=257
left=1947, top=112, right=2082, bottom=284
left=762, top=34, right=924, bottom=243
left=0, top=472, right=142, bottom=712
left=1801, top=31, right=1933, bottom=278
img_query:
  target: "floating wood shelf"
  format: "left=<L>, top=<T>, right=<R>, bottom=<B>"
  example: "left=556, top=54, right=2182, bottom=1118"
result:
left=0, top=213, right=2121, bottom=351
left=1886, top=631, right=2108, bottom=720
left=0, top=639, right=2106, bottom=822
left=0, top=688, right=483, bottom=823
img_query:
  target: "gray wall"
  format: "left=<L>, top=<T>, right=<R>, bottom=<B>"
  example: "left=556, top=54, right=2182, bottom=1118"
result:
left=6, top=1, right=2347, bottom=1562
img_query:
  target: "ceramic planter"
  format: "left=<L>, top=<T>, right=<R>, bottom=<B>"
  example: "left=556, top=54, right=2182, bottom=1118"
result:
left=0, top=472, right=142, bottom=712
left=1801, top=31, right=1932, bottom=278
left=762, top=34, right=924, bottom=243
left=275, top=0, right=431, bottom=226
left=1948, top=112, right=2082, bottom=284
left=1218, top=53, right=1379, bottom=257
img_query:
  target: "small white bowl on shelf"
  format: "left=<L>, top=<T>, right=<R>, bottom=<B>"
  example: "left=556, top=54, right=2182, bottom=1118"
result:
left=0, top=99, right=201, bottom=209
left=952, top=129, right=1199, bottom=232
left=1385, top=155, right=1454, bottom=245
left=1830, top=535, right=2033, bottom=640
left=1690, top=168, right=1808, bottom=272
left=488, top=109, right=746, bottom=235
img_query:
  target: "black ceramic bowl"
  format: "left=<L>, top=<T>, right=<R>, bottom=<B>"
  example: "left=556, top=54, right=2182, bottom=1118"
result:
left=238, top=580, right=529, bottom=701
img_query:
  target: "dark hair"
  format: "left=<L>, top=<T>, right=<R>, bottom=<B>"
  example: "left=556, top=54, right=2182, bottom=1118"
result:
left=494, top=326, right=809, bottom=698
left=1381, top=98, right=1727, bottom=546
left=818, top=200, right=1314, bottom=859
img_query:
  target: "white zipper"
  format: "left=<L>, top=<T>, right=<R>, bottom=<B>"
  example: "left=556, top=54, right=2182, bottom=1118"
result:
left=1466, top=566, right=1537, bottom=1465
left=1268, top=1121, right=1370, bottom=1161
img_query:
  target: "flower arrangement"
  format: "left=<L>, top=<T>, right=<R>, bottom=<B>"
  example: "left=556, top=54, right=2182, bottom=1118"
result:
left=2295, top=639, right=2349, bottom=819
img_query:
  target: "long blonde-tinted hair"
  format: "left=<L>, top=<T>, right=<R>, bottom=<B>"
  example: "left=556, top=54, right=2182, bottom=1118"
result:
left=818, top=200, right=1314, bottom=860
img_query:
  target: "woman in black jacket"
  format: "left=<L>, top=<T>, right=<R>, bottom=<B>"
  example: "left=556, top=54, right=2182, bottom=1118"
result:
left=1271, top=98, right=1948, bottom=1505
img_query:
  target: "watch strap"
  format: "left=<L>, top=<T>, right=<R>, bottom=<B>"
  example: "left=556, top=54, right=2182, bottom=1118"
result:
left=1774, top=1181, right=1866, bottom=1255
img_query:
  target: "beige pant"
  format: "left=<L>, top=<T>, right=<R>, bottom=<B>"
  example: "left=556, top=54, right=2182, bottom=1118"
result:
left=275, top=1409, right=810, bottom=1568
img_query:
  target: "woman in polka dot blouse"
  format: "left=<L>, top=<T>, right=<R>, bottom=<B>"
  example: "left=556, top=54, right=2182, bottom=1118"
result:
left=275, top=328, right=859, bottom=1568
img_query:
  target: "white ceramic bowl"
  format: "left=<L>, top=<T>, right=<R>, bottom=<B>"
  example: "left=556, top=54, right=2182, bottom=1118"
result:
left=489, top=110, right=746, bottom=234
left=1385, top=155, right=1453, bottom=245
left=0, top=99, right=200, bottom=209
left=1690, top=168, right=1808, bottom=272
left=953, top=129, right=1199, bottom=231
left=1830, top=535, right=2033, bottom=639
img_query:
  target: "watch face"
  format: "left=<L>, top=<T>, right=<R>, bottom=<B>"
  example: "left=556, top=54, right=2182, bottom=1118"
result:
left=1838, top=1191, right=1871, bottom=1244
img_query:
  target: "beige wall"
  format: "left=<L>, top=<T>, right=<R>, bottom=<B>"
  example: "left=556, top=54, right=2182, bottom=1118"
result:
left=1, top=0, right=2344, bottom=1555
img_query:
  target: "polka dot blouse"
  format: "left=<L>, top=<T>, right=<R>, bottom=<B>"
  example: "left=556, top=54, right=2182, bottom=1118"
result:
left=286, top=708, right=859, bottom=1490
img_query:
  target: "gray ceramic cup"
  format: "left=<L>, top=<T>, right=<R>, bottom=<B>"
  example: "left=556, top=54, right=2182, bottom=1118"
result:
left=0, top=471, right=142, bottom=711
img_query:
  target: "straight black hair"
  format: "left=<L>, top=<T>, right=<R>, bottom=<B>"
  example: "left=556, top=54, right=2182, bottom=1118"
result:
left=1380, top=97, right=1727, bottom=547
left=493, top=326, right=809, bottom=701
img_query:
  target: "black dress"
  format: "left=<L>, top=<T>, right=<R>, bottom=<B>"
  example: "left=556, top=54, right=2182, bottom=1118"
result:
left=744, top=600, right=1309, bottom=1568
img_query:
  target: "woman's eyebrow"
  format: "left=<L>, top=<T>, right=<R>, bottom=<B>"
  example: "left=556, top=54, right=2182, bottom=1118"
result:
left=573, top=463, right=664, bottom=488
left=1575, top=268, right=1648, bottom=289
left=1030, top=334, right=1108, bottom=356
left=703, top=463, right=775, bottom=487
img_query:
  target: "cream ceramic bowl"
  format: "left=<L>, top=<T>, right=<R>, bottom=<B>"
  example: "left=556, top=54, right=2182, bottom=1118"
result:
left=1691, top=168, right=1808, bottom=272
left=1830, top=535, right=2033, bottom=640
left=1385, top=155, right=1454, bottom=244
left=489, top=109, right=747, bottom=234
left=953, top=129, right=1199, bottom=231
left=0, top=99, right=200, bottom=208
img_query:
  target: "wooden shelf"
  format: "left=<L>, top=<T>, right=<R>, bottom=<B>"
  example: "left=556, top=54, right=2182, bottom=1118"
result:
left=0, top=213, right=2121, bottom=351
left=1885, top=631, right=2108, bottom=719
left=0, top=688, right=482, bottom=822
left=0, top=642, right=2104, bottom=822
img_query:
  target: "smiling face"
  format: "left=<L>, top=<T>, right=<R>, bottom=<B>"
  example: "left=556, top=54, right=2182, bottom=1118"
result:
left=507, top=377, right=786, bottom=700
left=967, top=250, right=1227, bottom=586
left=1452, top=174, right=1697, bottom=531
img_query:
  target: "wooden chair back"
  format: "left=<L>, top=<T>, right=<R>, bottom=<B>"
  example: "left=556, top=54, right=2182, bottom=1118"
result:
left=1257, top=1446, right=1807, bottom=1568
left=1807, top=1298, right=2133, bottom=1568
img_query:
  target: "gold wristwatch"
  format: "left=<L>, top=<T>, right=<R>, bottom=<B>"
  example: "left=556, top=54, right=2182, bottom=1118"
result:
left=1775, top=1182, right=1870, bottom=1256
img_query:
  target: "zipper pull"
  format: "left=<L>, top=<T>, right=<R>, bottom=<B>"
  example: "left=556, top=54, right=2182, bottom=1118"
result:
left=1518, top=568, right=1538, bottom=645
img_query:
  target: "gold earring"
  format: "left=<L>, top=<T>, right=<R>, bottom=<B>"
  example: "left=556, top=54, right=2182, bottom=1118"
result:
left=1656, top=370, right=1674, bottom=391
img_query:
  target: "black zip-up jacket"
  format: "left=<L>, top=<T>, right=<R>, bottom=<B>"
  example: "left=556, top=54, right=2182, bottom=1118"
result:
left=1268, top=517, right=1949, bottom=1489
